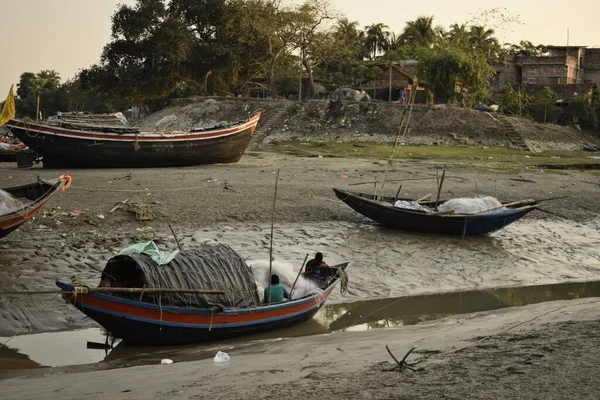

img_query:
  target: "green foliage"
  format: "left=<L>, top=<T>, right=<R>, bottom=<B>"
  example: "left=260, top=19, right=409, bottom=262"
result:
left=417, top=41, right=495, bottom=104
left=589, top=86, right=600, bottom=109
left=417, top=48, right=464, bottom=102
left=527, top=87, right=559, bottom=123
left=497, top=83, right=530, bottom=115
left=558, top=95, right=598, bottom=131
left=501, top=40, right=546, bottom=57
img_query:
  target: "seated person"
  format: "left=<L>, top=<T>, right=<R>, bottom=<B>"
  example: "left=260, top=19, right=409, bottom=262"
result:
left=305, top=252, right=333, bottom=279
left=264, top=274, right=289, bottom=304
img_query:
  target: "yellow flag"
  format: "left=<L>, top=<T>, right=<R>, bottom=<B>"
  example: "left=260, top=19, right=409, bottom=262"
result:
left=0, top=84, right=16, bottom=126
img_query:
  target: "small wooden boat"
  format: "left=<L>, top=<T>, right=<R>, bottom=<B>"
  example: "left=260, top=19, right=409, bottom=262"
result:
left=333, top=188, right=539, bottom=236
left=0, top=176, right=70, bottom=239
left=5, top=113, right=261, bottom=168
left=56, top=243, right=350, bottom=345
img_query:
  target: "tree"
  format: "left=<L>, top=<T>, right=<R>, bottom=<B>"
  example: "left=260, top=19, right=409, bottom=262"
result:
left=400, top=16, right=437, bottom=51
left=363, top=23, right=389, bottom=60
left=224, top=0, right=297, bottom=98
left=16, top=72, right=36, bottom=100
left=416, top=47, right=464, bottom=103
left=33, top=70, right=61, bottom=120
left=468, top=25, right=500, bottom=59
left=528, top=87, right=559, bottom=123
left=558, top=95, right=598, bottom=131
left=501, top=40, right=545, bottom=58
left=416, top=35, right=495, bottom=104
left=497, top=83, right=530, bottom=116
left=81, top=0, right=198, bottom=103
left=288, top=0, right=333, bottom=99
left=448, top=23, right=469, bottom=44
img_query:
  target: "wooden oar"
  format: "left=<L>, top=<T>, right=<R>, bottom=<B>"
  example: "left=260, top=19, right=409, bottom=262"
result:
left=289, top=253, right=310, bottom=298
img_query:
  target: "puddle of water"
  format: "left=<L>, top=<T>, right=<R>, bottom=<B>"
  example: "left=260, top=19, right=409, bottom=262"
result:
left=2, top=279, right=600, bottom=371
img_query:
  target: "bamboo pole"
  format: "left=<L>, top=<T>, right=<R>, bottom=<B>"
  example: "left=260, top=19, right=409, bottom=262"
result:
left=78, top=287, right=226, bottom=295
left=168, top=221, right=183, bottom=251
left=378, top=78, right=418, bottom=200
left=267, top=169, right=280, bottom=305
left=415, top=194, right=431, bottom=203
left=464, top=199, right=536, bottom=215
left=435, top=165, right=447, bottom=207
left=348, top=177, right=437, bottom=186
left=2, top=288, right=225, bottom=295
left=289, top=253, right=310, bottom=298
left=394, top=185, right=403, bottom=202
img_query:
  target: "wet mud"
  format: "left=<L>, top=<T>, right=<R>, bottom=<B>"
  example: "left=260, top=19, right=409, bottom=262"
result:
left=0, top=153, right=599, bottom=377
left=3, top=279, right=600, bottom=371
left=1, top=217, right=599, bottom=337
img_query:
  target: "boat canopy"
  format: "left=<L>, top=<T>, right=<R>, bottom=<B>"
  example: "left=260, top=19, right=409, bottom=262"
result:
left=101, top=242, right=261, bottom=310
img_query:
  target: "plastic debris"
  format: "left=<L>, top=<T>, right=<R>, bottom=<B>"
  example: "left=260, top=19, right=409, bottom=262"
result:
left=70, top=210, right=86, bottom=216
left=214, top=351, right=230, bottom=363
left=161, top=359, right=173, bottom=365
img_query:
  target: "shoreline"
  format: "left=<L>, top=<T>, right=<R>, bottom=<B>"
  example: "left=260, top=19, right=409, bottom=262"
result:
left=2, top=298, right=600, bottom=399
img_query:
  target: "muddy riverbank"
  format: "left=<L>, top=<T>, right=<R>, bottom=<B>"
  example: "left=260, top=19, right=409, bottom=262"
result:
left=0, top=152, right=599, bottom=336
left=2, top=298, right=600, bottom=399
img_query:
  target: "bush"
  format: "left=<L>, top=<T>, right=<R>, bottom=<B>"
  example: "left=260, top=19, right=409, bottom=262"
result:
left=557, top=95, right=598, bottom=131
left=527, top=87, right=559, bottom=123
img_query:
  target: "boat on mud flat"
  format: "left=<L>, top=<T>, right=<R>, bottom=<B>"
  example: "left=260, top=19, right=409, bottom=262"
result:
left=0, top=176, right=71, bottom=239
left=56, top=242, right=350, bottom=345
left=333, top=188, right=541, bottom=236
left=4, top=112, right=261, bottom=168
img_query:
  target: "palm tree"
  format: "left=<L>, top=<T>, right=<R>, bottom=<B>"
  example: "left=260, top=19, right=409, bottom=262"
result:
left=34, top=70, right=61, bottom=120
left=469, top=26, right=500, bottom=58
left=386, top=32, right=404, bottom=52
left=363, top=23, right=389, bottom=59
left=400, top=16, right=436, bottom=48
left=334, top=18, right=361, bottom=41
left=333, top=18, right=365, bottom=60
left=448, top=23, right=469, bottom=45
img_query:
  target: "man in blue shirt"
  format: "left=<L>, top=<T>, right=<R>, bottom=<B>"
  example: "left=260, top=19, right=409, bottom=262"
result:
left=264, top=274, right=290, bottom=304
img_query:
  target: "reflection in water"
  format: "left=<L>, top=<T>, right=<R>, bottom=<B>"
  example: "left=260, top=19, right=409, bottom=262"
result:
left=2, top=279, right=600, bottom=370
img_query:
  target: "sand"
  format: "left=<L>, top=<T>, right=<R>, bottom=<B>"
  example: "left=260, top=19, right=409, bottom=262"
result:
left=1, top=151, right=600, bottom=398
left=2, top=299, right=600, bottom=399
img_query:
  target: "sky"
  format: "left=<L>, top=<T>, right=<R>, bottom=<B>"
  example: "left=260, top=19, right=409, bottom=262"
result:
left=1, top=0, right=599, bottom=96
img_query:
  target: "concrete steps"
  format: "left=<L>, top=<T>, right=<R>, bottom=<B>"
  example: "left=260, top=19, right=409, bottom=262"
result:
left=249, top=106, right=289, bottom=148
left=498, top=116, right=531, bottom=151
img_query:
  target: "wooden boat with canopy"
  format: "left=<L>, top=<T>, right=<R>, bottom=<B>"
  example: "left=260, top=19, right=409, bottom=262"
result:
left=5, top=112, right=261, bottom=168
left=0, top=176, right=71, bottom=239
left=56, top=242, right=350, bottom=345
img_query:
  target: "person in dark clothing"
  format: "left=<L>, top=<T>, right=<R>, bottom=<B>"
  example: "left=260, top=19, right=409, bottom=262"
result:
left=305, top=252, right=333, bottom=278
left=264, top=274, right=290, bottom=303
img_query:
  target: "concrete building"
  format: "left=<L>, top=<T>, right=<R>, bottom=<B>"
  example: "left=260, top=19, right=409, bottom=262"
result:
left=492, top=46, right=600, bottom=90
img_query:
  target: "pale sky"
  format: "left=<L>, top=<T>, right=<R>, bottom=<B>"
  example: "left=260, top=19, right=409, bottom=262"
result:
left=1, top=0, right=599, bottom=96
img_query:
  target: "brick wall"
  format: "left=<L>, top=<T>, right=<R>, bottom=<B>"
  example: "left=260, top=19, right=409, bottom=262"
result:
left=522, top=64, right=565, bottom=84
left=584, top=49, right=600, bottom=71
left=584, top=70, right=600, bottom=85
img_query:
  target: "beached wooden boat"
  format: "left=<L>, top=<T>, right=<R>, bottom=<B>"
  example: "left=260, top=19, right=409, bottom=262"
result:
left=4, top=112, right=261, bottom=168
left=0, top=177, right=70, bottom=239
left=56, top=243, right=350, bottom=345
left=333, top=188, right=538, bottom=236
